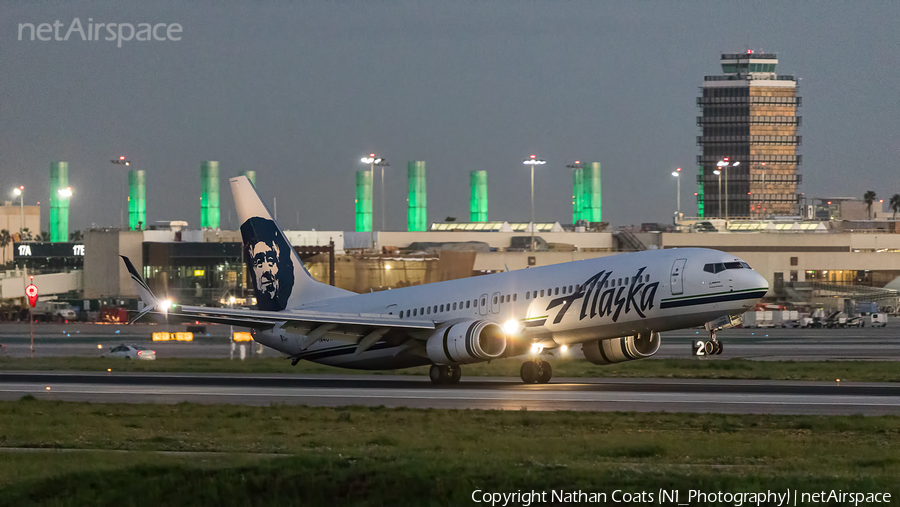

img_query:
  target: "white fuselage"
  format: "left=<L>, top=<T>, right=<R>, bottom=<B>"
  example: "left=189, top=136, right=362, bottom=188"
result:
left=253, top=248, right=768, bottom=369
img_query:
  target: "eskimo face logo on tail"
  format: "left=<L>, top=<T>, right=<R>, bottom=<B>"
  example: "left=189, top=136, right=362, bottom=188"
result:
left=240, top=217, right=294, bottom=311
left=546, top=267, right=659, bottom=324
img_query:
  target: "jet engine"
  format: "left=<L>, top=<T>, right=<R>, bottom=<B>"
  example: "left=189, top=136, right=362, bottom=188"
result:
left=426, top=320, right=507, bottom=365
left=582, top=332, right=660, bottom=365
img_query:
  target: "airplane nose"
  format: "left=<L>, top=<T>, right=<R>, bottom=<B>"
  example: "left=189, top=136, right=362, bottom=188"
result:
left=753, top=271, right=769, bottom=292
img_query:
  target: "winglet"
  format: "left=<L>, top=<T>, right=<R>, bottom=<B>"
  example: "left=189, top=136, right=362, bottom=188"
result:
left=120, top=256, right=159, bottom=323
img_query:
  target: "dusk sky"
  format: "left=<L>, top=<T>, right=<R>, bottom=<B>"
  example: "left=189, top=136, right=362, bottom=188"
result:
left=3, top=1, right=898, bottom=233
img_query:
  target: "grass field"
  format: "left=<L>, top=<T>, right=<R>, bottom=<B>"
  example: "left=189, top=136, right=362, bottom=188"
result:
left=1, top=356, right=899, bottom=382
left=0, top=399, right=897, bottom=505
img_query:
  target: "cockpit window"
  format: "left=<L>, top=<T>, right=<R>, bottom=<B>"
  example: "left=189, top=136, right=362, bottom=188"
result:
left=704, top=262, right=746, bottom=274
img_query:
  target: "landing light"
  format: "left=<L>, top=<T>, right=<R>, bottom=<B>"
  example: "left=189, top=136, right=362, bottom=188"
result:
left=560, top=345, right=568, bottom=353
left=530, top=343, right=543, bottom=354
left=159, top=299, right=173, bottom=313
left=503, top=319, right=519, bottom=334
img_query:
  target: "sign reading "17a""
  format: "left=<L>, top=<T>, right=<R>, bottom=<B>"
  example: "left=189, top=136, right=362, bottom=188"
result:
left=15, top=244, right=84, bottom=257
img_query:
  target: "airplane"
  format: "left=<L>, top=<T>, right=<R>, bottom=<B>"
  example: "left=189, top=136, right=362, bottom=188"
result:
left=121, top=175, right=769, bottom=384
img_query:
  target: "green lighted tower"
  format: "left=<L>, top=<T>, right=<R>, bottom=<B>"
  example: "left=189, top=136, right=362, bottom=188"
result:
left=49, top=161, right=69, bottom=242
left=582, top=162, right=602, bottom=222
left=469, top=170, right=488, bottom=222
left=572, top=166, right=584, bottom=223
left=200, top=161, right=220, bottom=229
left=240, top=170, right=256, bottom=186
left=355, top=170, right=373, bottom=232
left=407, top=161, right=427, bottom=231
left=128, top=169, right=147, bottom=230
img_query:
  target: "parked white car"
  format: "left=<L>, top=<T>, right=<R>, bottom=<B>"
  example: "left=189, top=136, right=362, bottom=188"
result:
left=102, top=344, right=156, bottom=360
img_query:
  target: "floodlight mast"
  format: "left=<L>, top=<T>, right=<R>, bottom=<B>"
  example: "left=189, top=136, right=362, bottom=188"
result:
left=111, top=156, right=132, bottom=228
left=522, top=155, right=546, bottom=252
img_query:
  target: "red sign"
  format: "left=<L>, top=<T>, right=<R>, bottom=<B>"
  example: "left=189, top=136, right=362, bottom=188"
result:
left=25, top=284, right=38, bottom=308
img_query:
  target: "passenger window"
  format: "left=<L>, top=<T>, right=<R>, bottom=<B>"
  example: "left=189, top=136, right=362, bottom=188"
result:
left=645, top=275, right=650, bottom=282
left=413, top=309, right=417, bottom=316
left=406, top=309, right=410, bottom=317
left=440, top=304, right=444, bottom=312
left=555, top=287, right=559, bottom=295
left=532, top=291, right=537, bottom=298
left=420, top=307, right=425, bottom=314
left=481, top=297, right=486, bottom=307
left=433, top=305, right=437, bottom=313
left=399, top=312, right=403, bottom=319
left=426, top=307, right=431, bottom=314
left=466, top=301, right=470, bottom=309
left=618, top=278, right=622, bottom=286
left=513, top=294, right=517, bottom=302
left=452, top=302, right=457, bottom=310
left=525, top=292, right=530, bottom=300
left=493, top=296, right=498, bottom=305
left=569, top=285, right=573, bottom=292
left=540, top=290, right=544, bottom=297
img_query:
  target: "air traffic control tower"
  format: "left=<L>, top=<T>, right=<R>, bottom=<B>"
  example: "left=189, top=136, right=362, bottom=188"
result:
left=697, top=51, right=801, bottom=218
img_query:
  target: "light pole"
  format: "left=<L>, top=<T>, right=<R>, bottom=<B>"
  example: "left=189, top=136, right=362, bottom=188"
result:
left=523, top=155, right=546, bottom=251
left=111, top=156, right=131, bottom=228
left=713, top=169, right=722, bottom=217
left=360, top=154, right=389, bottom=231
left=671, top=168, right=682, bottom=215
left=12, top=186, right=24, bottom=233
left=716, top=158, right=739, bottom=221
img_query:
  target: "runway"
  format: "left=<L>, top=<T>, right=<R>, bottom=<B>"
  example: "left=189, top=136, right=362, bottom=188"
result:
left=2, top=372, right=899, bottom=415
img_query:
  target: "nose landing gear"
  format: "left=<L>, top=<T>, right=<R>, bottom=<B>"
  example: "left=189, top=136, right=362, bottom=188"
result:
left=693, top=331, right=724, bottom=356
left=429, top=364, right=462, bottom=385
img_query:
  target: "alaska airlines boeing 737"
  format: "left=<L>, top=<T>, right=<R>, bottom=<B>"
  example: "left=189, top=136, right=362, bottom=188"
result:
left=121, top=176, right=768, bottom=384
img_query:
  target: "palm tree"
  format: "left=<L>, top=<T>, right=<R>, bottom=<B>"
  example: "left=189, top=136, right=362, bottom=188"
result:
left=69, top=230, right=83, bottom=242
left=0, top=229, right=10, bottom=265
left=19, top=228, right=33, bottom=241
left=39, top=231, right=50, bottom=242
left=890, top=194, right=900, bottom=220
left=863, top=191, right=877, bottom=220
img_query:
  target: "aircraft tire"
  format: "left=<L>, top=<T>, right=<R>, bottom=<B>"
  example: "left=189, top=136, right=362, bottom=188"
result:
left=447, top=366, right=462, bottom=384
left=520, top=361, right=539, bottom=384
left=715, top=341, right=723, bottom=355
left=704, top=341, right=716, bottom=355
left=429, top=364, right=449, bottom=384
left=536, top=361, right=552, bottom=383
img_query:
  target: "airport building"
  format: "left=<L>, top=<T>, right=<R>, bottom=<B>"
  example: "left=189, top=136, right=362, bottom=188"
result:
left=697, top=52, right=802, bottom=218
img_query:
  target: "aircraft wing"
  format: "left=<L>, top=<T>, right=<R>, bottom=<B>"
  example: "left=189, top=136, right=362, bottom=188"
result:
left=163, top=304, right=435, bottom=330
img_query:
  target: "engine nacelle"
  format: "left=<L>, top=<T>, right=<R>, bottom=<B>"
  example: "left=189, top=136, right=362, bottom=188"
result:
left=582, top=332, right=661, bottom=365
left=426, top=320, right=507, bottom=365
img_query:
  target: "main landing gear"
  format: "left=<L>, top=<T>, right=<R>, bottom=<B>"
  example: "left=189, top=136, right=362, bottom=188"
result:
left=429, top=364, right=462, bottom=385
left=694, top=331, right=724, bottom=356
left=520, top=360, right=552, bottom=384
